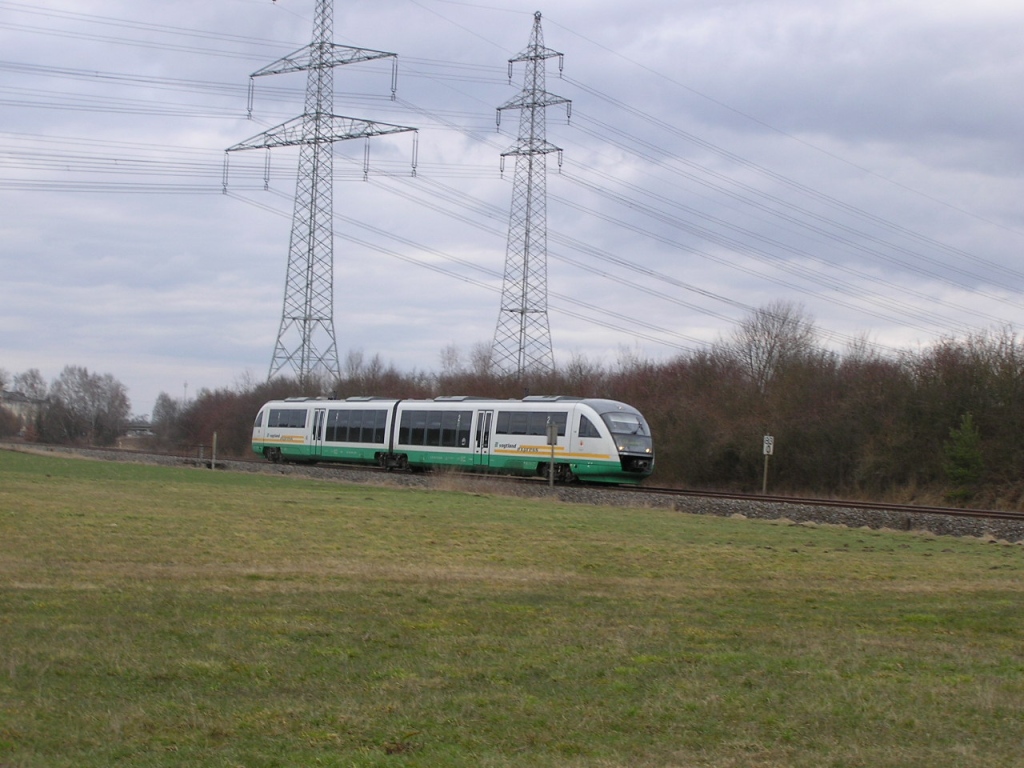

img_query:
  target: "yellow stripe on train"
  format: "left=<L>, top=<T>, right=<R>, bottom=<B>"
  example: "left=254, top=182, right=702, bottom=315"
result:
left=492, top=449, right=612, bottom=461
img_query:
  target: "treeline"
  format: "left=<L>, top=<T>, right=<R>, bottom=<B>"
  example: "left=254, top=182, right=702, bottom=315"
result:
left=149, top=303, right=1020, bottom=506
left=0, top=365, right=130, bottom=445
left=5, top=303, right=1024, bottom=506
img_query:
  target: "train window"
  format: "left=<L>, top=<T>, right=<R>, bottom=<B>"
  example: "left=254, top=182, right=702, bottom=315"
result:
left=398, top=410, right=472, bottom=447
left=602, top=411, right=647, bottom=435
left=495, top=411, right=568, bottom=436
left=601, top=410, right=652, bottom=454
left=324, top=409, right=388, bottom=443
left=412, top=413, right=427, bottom=444
left=426, top=411, right=443, bottom=446
left=268, top=408, right=307, bottom=429
left=579, top=415, right=601, bottom=438
left=549, top=412, right=568, bottom=436
left=399, top=410, right=428, bottom=445
left=527, top=412, right=567, bottom=436
left=325, top=409, right=346, bottom=442
left=527, top=412, right=548, bottom=435
left=366, top=411, right=383, bottom=443
left=349, top=410, right=365, bottom=442
left=354, top=411, right=370, bottom=442
left=254, top=410, right=264, bottom=428
left=440, top=411, right=458, bottom=446
left=371, top=410, right=387, bottom=443
left=476, top=412, right=491, bottom=449
left=508, top=412, right=529, bottom=435
left=440, top=411, right=472, bottom=447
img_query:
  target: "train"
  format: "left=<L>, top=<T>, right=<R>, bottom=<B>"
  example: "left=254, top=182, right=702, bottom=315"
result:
left=252, top=395, right=654, bottom=484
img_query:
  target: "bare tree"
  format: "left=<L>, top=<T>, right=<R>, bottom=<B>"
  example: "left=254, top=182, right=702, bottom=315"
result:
left=439, top=343, right=463, bottom=377
left=344, top=349, right=365, bottom=380
left=562, top=353, right=606, bottom=396
left=469, top=342, right=493, bottom=377
left=13, top=369, right=47, bottom=400
left=41, top=366, right=130, bottom=445
left=726, top=301, right=819, bottom=395
left=151, top=391, right=182, bottom=443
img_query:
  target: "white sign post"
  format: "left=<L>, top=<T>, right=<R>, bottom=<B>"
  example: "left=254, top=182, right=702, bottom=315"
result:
left=547, top=423, right=559, bottom=488
left=762, top=435, right=774, bottom=494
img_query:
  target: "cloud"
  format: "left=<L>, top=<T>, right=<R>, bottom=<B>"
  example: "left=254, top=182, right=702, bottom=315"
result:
left=2, top=0, right=1023, bottom=416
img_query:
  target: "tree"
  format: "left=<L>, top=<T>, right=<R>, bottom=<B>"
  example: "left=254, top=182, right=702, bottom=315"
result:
left=13, top=369, right=47, bottom=400
left=176, top=376, right=308, bottom=456
left=561, top=353, right=606, bottom=397
left=439, top=343, right=463, bottom=377
left=40, top=366, right=130, bottom=445
left=943, top=413, right=984, bottom=500
left=726, top=301, right=819, bottom=395
left=151, top=392, right=182, bottom=443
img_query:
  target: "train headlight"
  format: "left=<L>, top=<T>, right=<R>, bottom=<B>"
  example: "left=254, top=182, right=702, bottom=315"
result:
left=614, top=434, right=654, bottom=455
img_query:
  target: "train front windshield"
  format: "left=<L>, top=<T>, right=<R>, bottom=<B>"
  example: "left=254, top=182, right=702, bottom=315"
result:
left=601, top=410, right=653, bottom=455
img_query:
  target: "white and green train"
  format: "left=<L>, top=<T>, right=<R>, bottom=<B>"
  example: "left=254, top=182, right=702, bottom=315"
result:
left=252, top=395, right=654, bottom=485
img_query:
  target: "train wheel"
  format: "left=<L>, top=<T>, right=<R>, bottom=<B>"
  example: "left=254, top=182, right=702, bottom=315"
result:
left=555, top=464, right=576, bottom=484
left=264, top=448, right=281, bottom=463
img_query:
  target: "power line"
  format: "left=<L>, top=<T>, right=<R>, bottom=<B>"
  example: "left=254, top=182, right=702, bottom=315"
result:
left=232, top=187, right=699, bottom=353
left=4, top=4, right=1022, bottom=370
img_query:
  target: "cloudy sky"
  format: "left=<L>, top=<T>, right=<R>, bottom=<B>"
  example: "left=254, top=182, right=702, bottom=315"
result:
left=2, top=0, right=1023, bottom=416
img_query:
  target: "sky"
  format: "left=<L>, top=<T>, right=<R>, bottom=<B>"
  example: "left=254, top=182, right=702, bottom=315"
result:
left=1, top=0, right=1023, bottom=417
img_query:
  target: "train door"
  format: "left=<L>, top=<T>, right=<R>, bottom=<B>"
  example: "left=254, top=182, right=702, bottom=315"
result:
left=311, top=407, right=326, bottom=458
left=575, top=410, right=606, bottom=472
left=474, top=410, right=493, bottom=469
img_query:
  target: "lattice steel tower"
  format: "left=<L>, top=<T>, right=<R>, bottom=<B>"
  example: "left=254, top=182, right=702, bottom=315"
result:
left=490, top=11, right=571, bottom=378
left=226, top=0, right=416, bottom=383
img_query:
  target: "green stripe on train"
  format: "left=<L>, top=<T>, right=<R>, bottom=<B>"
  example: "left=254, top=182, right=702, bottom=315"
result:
left=253, top=442, right=644, bottom=484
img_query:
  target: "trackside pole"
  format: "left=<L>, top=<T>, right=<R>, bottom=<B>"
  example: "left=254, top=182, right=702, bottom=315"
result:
left=547, top=423, right=558, bottom=488
left=212, top=432, right=217, bottom=470
left=762, top=435, right=774, bottom=494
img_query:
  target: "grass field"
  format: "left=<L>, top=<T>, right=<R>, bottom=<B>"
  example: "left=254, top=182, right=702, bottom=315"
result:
left=0, top=449, right=1022, bottom=767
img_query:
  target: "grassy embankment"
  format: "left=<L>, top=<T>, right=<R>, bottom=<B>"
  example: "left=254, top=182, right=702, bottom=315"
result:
left=0, top=449, right=1022, bottom=767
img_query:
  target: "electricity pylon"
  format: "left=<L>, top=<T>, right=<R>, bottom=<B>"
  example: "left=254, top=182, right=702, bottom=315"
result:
left=226, top=0, right=416, bottom=384
left=490, top=11, right=571, bottom=378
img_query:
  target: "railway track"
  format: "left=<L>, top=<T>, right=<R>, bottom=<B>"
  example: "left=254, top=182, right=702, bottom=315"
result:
left=5, top=441, right=1023, bottom=541
left=626, top=484, right=1024, bottom=522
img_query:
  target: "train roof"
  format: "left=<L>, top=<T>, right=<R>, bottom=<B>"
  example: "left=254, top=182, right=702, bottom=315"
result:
left=270, top=395, right=603, bottom=404
left=262, top=396, right=643, bottom=415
